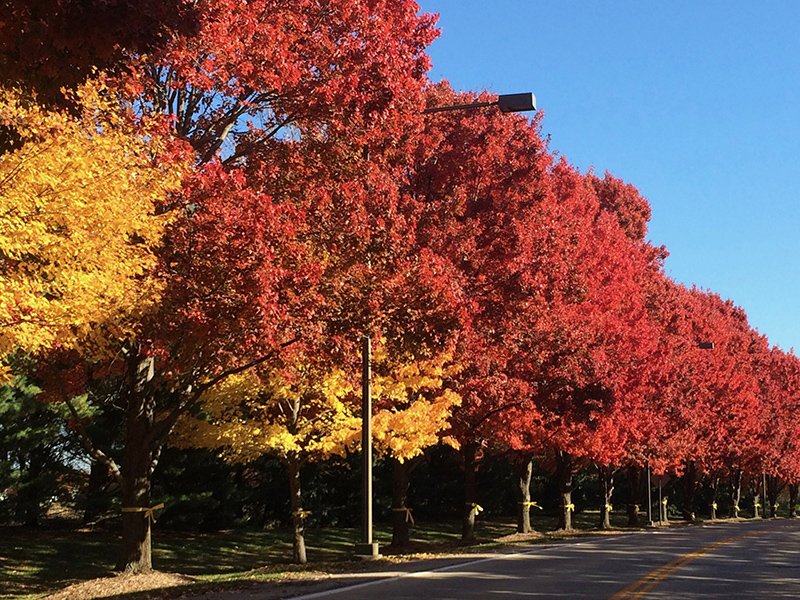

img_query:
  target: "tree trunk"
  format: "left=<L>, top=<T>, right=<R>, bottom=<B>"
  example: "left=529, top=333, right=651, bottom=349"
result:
left=514, top=454, right=535, bottom=534
left=16, top=454, right=44, bottom=526
left=115, top=356, right=156, bottom=573
left=708, top=474, right=719, bottom=520
left=555, top=450, right=573, bottom=531
left=753, top=474, right=761, bottom=519
left=597, top=464, right=615, bottom=530
left=681, top=460, right=697, bottom=522
left=767, top=474, right=781, bottom=518
left=391, top=455, right=422, bottom=547
left=116, top=435, right=154, bottom=572
left=789, top=484, right=798, bottom=518
left=462, top=443, right=478, bottom=542
left=286, top=452, right=307, bottom=564
left=626, top=465, right=643, bottom=527
left=730, top=468, right=743, bottom=518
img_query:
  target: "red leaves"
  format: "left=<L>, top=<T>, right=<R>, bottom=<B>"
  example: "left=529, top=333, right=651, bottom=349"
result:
left=403, top=82, right=800, bottom=485
left=120, top=0, right=437, bottom=164
left=406, top=85, right=661, bottom=464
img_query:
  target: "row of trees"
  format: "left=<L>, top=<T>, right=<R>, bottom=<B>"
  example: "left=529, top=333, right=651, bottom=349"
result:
left=2, top=0, right=799, bottom=573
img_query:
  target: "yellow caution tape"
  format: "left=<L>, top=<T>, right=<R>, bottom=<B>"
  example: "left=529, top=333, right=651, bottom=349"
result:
left=122, top=503, right=165, bottom=524
left=467, top=502, right=483, bottom=515
left=392, top=507, right=415, bottom=525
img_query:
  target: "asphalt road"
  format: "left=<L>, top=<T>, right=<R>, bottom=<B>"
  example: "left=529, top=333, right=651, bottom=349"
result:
left=273, top=519, right=800, bottom=600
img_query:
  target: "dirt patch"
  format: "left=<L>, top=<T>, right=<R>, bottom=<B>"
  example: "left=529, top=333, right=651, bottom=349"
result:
left=40, top=572, right=196, bottom=600
left=495, top=531, right=546, bottom=543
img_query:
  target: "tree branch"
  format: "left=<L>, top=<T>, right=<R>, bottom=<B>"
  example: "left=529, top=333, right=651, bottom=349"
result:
left=149, top=338, right=299, bottom=451
left=63, top=395, right=125, bottom=488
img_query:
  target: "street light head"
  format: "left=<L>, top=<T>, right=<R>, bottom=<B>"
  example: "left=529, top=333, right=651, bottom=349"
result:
left=497, top=92, right=537, bottom=113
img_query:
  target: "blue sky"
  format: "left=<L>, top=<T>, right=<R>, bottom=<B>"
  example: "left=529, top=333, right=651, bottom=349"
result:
left=416, top=0, right=800, bottom=353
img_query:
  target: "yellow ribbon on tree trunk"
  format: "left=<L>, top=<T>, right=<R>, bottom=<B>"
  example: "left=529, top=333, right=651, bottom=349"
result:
left=392, top=507, right=415, bottom=525
left=293, top=509, right=312, bottom=519
left=661, top=498, right=668, bottom=506
left=468, top=502, right=483, bottom=515
left=520, top=501, right=543, bottom=510
left=565, top=503, right=575, bottom=512
left=122, top=503, right=164, bottom=524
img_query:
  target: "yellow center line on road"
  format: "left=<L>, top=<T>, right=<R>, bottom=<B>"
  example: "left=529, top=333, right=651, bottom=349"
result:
left=608, top=528, right=769, bottom=600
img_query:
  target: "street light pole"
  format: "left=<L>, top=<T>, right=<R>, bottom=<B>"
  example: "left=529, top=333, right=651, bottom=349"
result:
left=355, top=335, right=380, bottom=558
left=354, top=91, right=537, bottom=559
left=647, top=461, right=654, bottom=527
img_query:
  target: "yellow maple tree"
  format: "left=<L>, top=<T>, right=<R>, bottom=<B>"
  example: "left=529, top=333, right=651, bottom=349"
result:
left=171, top=343, right=462, bottom=557
left=371, top=348, right=462, bottom=462
left=0, top=82, right=185, bottom=370
left=171, top=360, right=360, bottom=564
left=172, top=364, right=360, bottom=463
left=368, top=346, right=462, bottom=546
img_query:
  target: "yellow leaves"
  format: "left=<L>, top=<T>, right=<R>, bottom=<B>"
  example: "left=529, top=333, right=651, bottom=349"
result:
left=173, top=365, right=361, bottom=464
left=371, top=348, right=462, bottom=462
left=373, top=388, right=461, bottom=462
left=0, top=81, right=186, bottom=358
left=197, top=370, right=264, bottom=406
left=0, top=364, right=11, bottom=385
left=372, top=348, right=459, bottom=401
left=174, top=349, right=463, bottom=466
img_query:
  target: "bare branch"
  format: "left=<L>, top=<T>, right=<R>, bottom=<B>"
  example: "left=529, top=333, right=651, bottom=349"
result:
left=63, top=395, right=125, bottom=488
left=149, top=338, right=299, bottom=450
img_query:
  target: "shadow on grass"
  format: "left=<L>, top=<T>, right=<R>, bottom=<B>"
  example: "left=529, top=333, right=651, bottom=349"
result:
left=1, top=528, right=117, bottom=599
left=0, top=513, right=651, bottom=599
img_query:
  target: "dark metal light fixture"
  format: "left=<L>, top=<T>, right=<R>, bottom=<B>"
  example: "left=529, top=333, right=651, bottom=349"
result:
left=423, top=92, right=537, bottom=114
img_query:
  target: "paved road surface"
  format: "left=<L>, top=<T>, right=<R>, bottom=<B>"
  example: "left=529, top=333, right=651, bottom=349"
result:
left=189, top=520, right=800, bottom=600
left=294, top=520, right=800, bottom=599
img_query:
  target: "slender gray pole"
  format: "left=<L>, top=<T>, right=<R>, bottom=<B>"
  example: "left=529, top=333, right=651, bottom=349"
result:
left=647, top=462, right=653, bottom=526
left=361, top=335, right=373, bottom=545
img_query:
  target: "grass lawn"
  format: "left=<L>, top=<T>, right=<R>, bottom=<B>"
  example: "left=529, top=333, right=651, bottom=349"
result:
left=0, top=511, right=644, bottom=600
